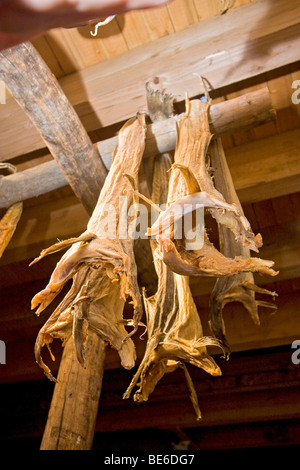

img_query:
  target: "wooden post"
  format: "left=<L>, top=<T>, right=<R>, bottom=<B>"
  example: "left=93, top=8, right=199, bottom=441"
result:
left=40, top=332, right=106, bottom=450
left=0, top=42, right=108, bottom=450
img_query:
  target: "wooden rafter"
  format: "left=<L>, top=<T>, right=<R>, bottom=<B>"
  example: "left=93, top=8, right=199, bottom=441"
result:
left=0, top=87, right=275, bottom=208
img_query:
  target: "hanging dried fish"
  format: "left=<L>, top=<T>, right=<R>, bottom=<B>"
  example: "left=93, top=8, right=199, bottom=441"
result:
left=124, top=86, right=224, bottom=419
left=149, top=97, right=278, bottom=279
left=208, top=138, right=277, bottom=351
left=124, top=153, right=224, bottom=420
left=30, top=115, right=146, bottom=381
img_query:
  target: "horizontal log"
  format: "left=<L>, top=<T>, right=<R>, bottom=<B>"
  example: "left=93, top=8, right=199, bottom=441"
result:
left=0, top=88, right=275, bottom=208
left=0, top=0, right=299, bottom=162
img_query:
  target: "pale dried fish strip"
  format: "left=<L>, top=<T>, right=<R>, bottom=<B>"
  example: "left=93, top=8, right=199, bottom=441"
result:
left=152, top=98, right=278, bottom=278
left=208, top=138, right=277, bottom=351
left=31, top=116, right=146, bottom=380
left=124, top=153, right=223, bottom=420
left=170, top=97, right=262, bottom=252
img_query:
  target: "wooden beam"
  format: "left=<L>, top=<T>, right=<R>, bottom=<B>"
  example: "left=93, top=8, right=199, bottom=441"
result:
left=0, top=87, right=275, bottom=208
left=0, top=42, right=107, bottom=215
left=0, top=0, right=299, bottom=161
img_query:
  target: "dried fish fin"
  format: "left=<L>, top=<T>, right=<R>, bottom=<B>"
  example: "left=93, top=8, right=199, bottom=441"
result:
left=170, top=163, right=200, bottom=194
left=172, top=98, right=262, bottom=252
left=242, top=279, right=278, bottom=298
left=209, top=274, right=278, bottom=351
left=29, top=232, right=96, bottom=266
left=179, top=363, right=202, bottom=421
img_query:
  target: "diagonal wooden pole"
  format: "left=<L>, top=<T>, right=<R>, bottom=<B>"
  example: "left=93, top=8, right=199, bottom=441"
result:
left=0, top=42, right=108, bottom=450
left=0, top=41, right=107, bottom=216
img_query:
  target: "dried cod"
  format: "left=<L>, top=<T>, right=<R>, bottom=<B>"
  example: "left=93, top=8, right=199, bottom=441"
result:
left=148, top=97, right=278, bottom=279
left=30, top=115, right=146, bottom=381
left=124, top=153, right=224, bottom=420
left=124, top=86, right=224, bottom=419
left=208, top=138, right=277, bottom=351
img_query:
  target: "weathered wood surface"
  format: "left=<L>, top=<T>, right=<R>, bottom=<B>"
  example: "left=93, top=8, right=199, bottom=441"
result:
left=40, top=332, right=106, bottom=450
left=0, top=42, right=107, bottom=215
left=228, top=128, right=300, bottom=203
left=0, top=87, right=275, bottom=208
left=0, top=0, right=299, bottom=162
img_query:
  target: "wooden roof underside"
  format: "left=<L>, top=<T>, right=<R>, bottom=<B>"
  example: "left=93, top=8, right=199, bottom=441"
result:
left=0, top=0, right=300, bottom=450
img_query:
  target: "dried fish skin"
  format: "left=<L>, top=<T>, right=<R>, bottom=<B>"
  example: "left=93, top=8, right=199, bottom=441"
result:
left=157, top=233, right=278, bottom=278
left=31, top=116, right=146, bottom=380
left=124, top=153, right=223, bottom=419
left=171, top=98, right=262, bottom=252
left=208, top=137, right=278, bottom=351
left=148, top=99, right=278, bottom=279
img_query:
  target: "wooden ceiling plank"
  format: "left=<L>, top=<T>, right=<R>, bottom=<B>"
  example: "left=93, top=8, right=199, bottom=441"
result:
left=118, top=11, right=151, bottom=49
left=167, top=0, right=199, bottom=30
left=0, top=0, right=299, bottom=161
left=226, top=128, right=300, bottom=204
left=141, top=5, right=175, bottom=40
